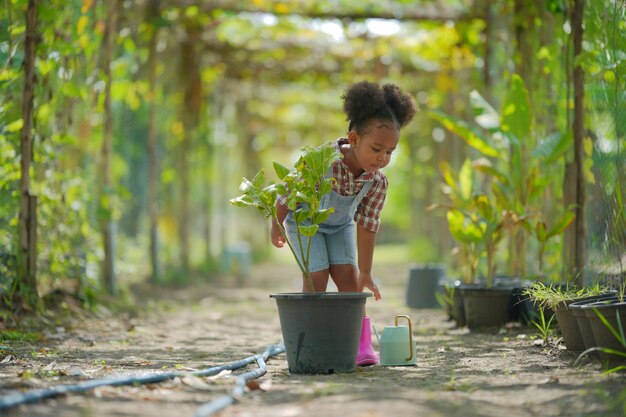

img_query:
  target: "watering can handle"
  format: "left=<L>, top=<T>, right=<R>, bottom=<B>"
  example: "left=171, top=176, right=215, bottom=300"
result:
left=395, top=315, right=414, bottom=362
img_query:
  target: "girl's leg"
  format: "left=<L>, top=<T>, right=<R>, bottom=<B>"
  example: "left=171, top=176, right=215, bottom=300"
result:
left=303, top=269, right=330, bottom=292
left=326, top=225, right=358, bottom=292
left=329, top=264, right=358, bottom=292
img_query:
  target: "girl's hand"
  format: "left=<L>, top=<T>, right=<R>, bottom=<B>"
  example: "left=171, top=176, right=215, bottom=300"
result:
left=358, top=272, right=381, bottom=301
left=271, top=223, right=286, bottom=248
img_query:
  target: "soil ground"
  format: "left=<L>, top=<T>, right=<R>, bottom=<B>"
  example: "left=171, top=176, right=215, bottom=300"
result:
left=1, top=261, right=625, bottom=417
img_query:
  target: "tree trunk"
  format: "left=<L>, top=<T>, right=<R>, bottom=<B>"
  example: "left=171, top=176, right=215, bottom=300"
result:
left=100, top=0, right=117, bottom=294
left=146, top=0, right=161, bottom=283
left=17, top=0, right=39, bottom=307
left=178, top=24, right=202, bottom=272
left=481, top=0, right=493, bottom=101
left=571, top=0, right=586, bottom=287
left=513, top=0, right=535, bottom=91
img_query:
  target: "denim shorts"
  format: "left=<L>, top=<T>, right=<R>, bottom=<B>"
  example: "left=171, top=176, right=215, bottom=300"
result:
left=284, top=220, right=357, bottom=273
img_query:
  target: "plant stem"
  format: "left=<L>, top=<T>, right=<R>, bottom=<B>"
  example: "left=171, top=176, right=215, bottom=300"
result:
left=304, top=234, right=314, bottom=291
left=272, top=215, right=314, bottom=292
left=487, top=245, right=494, bottom=288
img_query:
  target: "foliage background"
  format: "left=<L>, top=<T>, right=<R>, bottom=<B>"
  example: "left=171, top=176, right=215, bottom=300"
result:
left=0, top=0, right=624, bottom=302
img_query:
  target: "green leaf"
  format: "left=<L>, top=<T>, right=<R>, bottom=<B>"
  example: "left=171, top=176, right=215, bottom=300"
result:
left=275, top=184, right=287, bottom=195
left=472, top=158, right=508, bottom=184
left=319, top=178, right=333, bottom=195
left=500, top=74, right=531, bottom=142
left=469, top=90, right=500, bottom=131
left=535, top=221, right=547, bottom=243
left=439, top=160, right=458, bottom=193
left=238, top=178, right=253, bottom=193
left=298, top=224, right=319, bottom=237
left=286, top=194, right=297, bottom=211
left=446, top=210, right=483, bottom=243
left=459, top=159, right=473, bottom=200
left=294, top=207, right=312, bottom=223
left=532, top=131, right=572, bottom=164
left=229, top=195, right=254, bottom=207
left=5, top=119, right=23, bottom=133
left=547, top=211, right=576, bottom=238
left=429, top=111, right=501, bottom=158
left=273, top=162, right=291, bottom=180
left=251, top=169, right=265, bottom=189
left=313, top=208, right=334, bottom=224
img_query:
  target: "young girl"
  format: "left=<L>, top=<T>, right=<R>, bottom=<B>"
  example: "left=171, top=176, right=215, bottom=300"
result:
left=271, top=81, right=416, bottom=365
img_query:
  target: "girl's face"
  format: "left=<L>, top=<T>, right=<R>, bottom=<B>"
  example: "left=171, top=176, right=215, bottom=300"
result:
left=348, top=122, right=400, bottom=174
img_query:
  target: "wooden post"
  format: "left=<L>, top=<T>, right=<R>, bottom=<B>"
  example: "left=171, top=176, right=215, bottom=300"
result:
left=101, top=0, right=117, bottom=294
left=18, top=0, right=39, bottom=306
left=146, top=0, right=161, bottom=283
left=571, top=0, right=586, bottom=287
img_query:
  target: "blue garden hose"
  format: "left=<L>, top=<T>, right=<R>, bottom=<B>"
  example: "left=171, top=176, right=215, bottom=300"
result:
left=194, top=343, right=284, bottom=417
left=0, top=343, right=285, bottom=413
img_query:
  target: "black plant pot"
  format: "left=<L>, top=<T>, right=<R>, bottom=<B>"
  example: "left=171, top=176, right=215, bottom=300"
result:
left=440, top=281, right=466, bottom=327
left=270, top=292, right=371, bottom=374
left=461, top=285, right=513, bottom=330
left=583, top=297, right=626, bottom=360
left=406, top=265, right=445, bottom=308
left=552, top=292, right=616, bottom=352
left=568, top=293, right=617, bottom=352
left=493, top=277, right=540, bottom=324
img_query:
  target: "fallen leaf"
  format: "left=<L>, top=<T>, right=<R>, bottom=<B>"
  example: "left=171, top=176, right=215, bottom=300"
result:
left=246, top=380, right=262, bottom=391
left=259, top=379, right=272, bottom=391
left=207, top=369, right=232, bottom=380
left=1, top=355, right=12, bottom=364
left=541, top=376, right=559, bottom=384
left=180, top=376, right=214, bottom=390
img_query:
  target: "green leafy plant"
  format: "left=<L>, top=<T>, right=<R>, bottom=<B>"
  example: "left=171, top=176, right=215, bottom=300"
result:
left=522, top=281, right=610, bottom=311
left=230, top=143, right=341, bottom=293
left=429, top=159, right=482, bottom=285
left=531, top=208, right=576, bottom=279
left=530, top=307, right=556, bottom=344
left=469, top=194, right=525, bottom=288
left=431, top=158, right=526, bottom=287
left=430, top=74, right=571, bottom=278
left=435, top=286, right=454, bottom=311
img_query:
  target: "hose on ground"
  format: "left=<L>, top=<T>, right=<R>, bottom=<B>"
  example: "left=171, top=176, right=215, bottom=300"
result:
left=194, top=343, right=284, bottom=417
left=0, top=343, right=285, bottom=412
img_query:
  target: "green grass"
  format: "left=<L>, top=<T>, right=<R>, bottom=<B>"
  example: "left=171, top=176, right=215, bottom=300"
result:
left=0, top=330, right=42, bottom=343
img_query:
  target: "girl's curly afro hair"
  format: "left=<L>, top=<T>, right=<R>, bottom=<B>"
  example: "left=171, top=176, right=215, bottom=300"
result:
left=342, top=80, right=417, bottom=134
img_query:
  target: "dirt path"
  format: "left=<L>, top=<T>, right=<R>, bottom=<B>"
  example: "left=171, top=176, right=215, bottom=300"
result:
left=1, top=261, right=625, bottom=417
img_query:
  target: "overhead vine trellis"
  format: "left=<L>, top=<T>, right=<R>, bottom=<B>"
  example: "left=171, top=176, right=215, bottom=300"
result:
left=1, top=0, right=623, bottom=306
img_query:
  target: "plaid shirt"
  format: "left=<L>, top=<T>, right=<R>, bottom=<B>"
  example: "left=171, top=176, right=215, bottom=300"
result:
left=278, top=138, right=388, bottom=233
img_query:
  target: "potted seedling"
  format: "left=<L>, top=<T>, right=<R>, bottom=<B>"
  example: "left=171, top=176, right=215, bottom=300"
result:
left=523, top=281, right=613, bottom=351
left=230, top=142, right=371, bottom=374
left=428, top=159, right=483, bottom=327
left=432, top=157, right=527, bottom=329
left=459, top=193, right=524, bottom=330
left=430, top=74, right=570, bottom=280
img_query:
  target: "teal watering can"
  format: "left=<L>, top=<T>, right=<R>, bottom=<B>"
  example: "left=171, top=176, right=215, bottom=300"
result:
left=377, top=315, right=416, bottom=366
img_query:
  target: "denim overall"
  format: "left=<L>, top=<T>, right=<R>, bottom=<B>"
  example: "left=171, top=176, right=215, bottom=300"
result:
left=284, top=171, right=373, bottom=273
